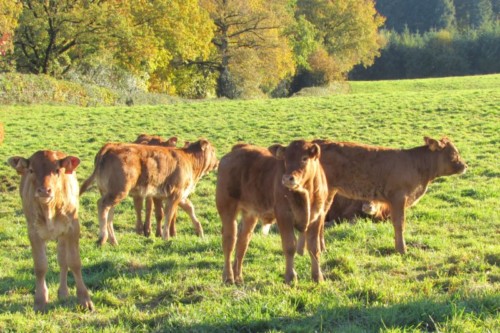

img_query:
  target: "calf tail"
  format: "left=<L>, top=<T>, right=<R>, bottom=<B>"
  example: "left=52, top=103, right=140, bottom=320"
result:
left=79, top=145, right=108, bottom=195
left=79, top=171, right=96, bottom=195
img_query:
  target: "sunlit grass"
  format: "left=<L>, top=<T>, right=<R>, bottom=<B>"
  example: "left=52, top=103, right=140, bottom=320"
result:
left=0, top=74, right=498, bottom=332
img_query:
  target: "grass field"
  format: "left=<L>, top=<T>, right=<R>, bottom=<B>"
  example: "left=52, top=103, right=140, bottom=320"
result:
left=0, top=74, right=498, bottom=332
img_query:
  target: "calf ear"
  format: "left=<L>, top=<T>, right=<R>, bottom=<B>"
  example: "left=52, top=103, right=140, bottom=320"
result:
left=183, top=141, right=191, bottom=148
left=7, top=157, right=29, bottom=175
left=268, top=144, right=285, bottom=160
left=61, top=156, right=80, bottom=174
left=199, top=139, right=209, bottom=151
left=168, top=136, right=178, bottom=147
left=424, top=136, right=445, bottom=151
left=308, top=143, right=321, bottom=160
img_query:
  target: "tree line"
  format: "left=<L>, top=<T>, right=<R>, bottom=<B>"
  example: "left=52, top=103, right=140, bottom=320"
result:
left=352, top=0, right=500, bottom=80
left=0, top=0, right=383, bottom=99
left=0, top=1, right=498, bottom=99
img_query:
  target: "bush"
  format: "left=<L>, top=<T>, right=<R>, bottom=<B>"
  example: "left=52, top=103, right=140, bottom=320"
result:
left=0, top=73, right=180, bottom=106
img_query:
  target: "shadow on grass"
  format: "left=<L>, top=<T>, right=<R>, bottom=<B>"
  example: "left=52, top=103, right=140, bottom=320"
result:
left=147, top=294, right=499, bottom=333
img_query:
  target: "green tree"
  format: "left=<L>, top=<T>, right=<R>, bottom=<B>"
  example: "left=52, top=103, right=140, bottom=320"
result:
left=295, top=0, right=385, bottom=87
left=454, top=0, right=494, bottom=29
left=376, top=0, right=455, bottom=32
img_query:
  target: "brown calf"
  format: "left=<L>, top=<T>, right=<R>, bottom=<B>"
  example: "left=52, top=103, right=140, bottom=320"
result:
left=315, top=137, right=467, bottom=254
left=80, top=140, right=218, bottom=245
left=326, top=195, right=390, bottom=223
left=217, top=141, right=331, bottom=284
left=132, top=135, right=206, bottom=238
left=132, top=134, right=177, bottom=237
left=8, top=151, right=93, bottom=312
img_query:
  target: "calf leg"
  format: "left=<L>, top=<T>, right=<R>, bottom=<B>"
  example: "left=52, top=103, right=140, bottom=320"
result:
left=64, top=222, right=94, bottom=311
left=276, top=219, right=298, bottom=284
left=179, top=199, right=204, bottom=238
left=107, top=207, right=118, bottom=245
left=153, top=198, right=164, bottom=238
left=233, top=214, right=258, bottom=284
left=162, top=196, right=181, bottom=241
left=219, top=201, right=238, bottom=284
left=133, top=196, right=144, bottom=235
left=389, top=197, right=407, bottom=254
left=143, top=197, right=153, bottom=237
left=296, top=232, right=306, bottom=255
left=29, top=233, right=49, bottom=312
left=306, top=219, right=324, bottom=282
left=57, top=239, right=69, bottom=300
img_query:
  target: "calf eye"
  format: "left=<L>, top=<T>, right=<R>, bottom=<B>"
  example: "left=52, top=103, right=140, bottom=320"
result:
left=29, top=169, right=33, bottom=174
left=302, top=156, right=308, bottom=163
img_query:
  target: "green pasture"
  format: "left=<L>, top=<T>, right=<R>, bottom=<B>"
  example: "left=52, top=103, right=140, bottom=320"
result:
left=0, top=74, right=498, bottom=332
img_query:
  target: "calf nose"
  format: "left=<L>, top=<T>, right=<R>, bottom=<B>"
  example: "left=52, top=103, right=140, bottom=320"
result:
left=282, top=174, right=297, bottom=188
left=36, top=187, right=52, bottom=197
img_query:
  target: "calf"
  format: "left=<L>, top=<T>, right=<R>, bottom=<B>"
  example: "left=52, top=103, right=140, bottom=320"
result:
left=326, top=195, right=390, bottom=223
left=80, top=140, right=218, bottom=245
left=8, top=151, right=94, bottom=312
left=315, top=137, right=467, bottom=254
left=217, top=140, right=331, bottom=284
left=132, top=134, right=177, bottom=237
left=133, top=135, right=205, bottom=238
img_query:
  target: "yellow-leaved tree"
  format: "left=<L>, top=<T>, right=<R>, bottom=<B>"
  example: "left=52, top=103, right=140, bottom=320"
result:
left=0, top=0, right=22, bottom=70
left=199, top=0, right=296, bottom=98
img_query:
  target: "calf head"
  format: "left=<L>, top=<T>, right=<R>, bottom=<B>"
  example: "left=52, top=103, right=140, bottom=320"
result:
left=270, top=140, right=321, bottom=190
left=185, top=139, right=219, bottom=175
left=135, top=134, right=178, bottom=147
left=424, top=137, right=467, bottom=176
left=8, top=151, right=80, bottom=203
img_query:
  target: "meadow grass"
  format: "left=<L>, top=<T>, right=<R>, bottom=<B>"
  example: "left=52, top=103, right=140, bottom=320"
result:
left=0, top=74, right=498, bottom=332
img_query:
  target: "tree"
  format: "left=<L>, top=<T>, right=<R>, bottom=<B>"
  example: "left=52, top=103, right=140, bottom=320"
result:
left=13, top=0, right=214, bottom=95
left=14, top=0, right=118, bottom=76
left=0, top=0, right=22, bottom=71
left=454, top=0, right=494, bottom=29
left=0, top=0, right=21, bottom=54
left=376, top=0, right=455, bottom=33
left=294, top=0, right=385, bottom=88
left=199, top=0, right=296, bottom=98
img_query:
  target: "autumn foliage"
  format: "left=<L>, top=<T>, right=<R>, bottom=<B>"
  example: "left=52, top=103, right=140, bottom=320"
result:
left=1, top=0, right=385, bottom=98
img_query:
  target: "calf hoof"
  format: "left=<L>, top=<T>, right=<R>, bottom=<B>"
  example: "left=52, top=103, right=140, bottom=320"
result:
left=135, top=225, right=143, bottom=235
left=234, top=275, right=244, bottom=285
left=223, top=277, right=235, bottom=285
left=77, top=290, right=94, bottom=311
left=96, top=237, right=106, bottom=247
left=58, top=286, right=69, bottom=299
left=143, top=228, right=151, bottom=237
left=34, top=299, right=49, bottom=313
left=312, top=272, right=324, bottom=283
left=156, top=230, right=162, bottom=238
left=284, top=270, right=298, bottom=285
left=77, top=299, right=95, bottom=312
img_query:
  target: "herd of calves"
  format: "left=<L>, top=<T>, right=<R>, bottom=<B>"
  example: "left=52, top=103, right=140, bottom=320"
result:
left=7, top=134, right=467, bottom=312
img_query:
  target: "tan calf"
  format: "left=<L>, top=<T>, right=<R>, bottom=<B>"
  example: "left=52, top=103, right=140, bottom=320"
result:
left=133, top=135, right=205, bottom=238
left=80, top=140, right=218, bottom=245
left=217, top=141, right=331, bottom=284
left=8, top=151, right=93, bottom=312
left=326, top=195, right=390, bottom=223
left=315, top=137, right=467, bottom=254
